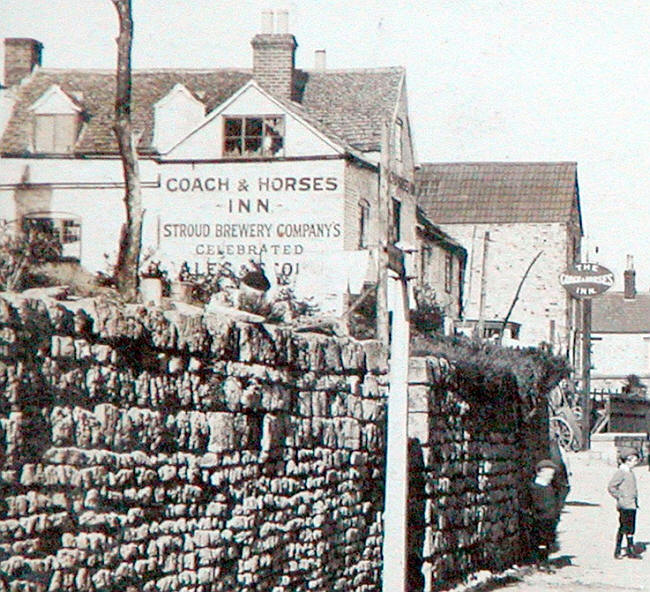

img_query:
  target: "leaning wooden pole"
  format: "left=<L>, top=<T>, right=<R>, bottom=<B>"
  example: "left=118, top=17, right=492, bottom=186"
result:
left=111, top=0, right=143, bottom=302
left=497, top=250, right=543, bottom=345
left=376, top=119, right=391, bottom=343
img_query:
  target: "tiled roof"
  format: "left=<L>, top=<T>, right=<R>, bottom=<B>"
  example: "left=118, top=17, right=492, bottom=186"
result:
left=592, top=292, right=650, bottom=333
left=1, top=66, right=403, bottom=155
left=416, top=207, right=466, bottom=258
left=298, top=69, right=403, bottom=152
left=415, top=162, right=578, bottom=224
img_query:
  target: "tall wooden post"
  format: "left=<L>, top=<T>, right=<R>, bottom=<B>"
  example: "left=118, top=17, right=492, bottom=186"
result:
left=476, top=231, right=490, bottom=340
left=581, top=297, right=592, bottom=449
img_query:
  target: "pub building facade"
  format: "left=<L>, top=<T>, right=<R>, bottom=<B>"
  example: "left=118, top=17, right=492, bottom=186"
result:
left=0, top=12, right=465, bottom=321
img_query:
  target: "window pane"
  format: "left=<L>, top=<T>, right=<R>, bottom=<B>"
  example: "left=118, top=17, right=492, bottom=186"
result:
left=56, top=115, right=78, bottom=153
left=245, top=118, right=263, bottom=136
left=34, top=115, right=56, bottom=152
left=224, top=118, right=242, bottom=137
left=224, top=138, right=241, bottom=156
left=62, top=219, right=81, bottom=243
left=244, top=136, right=262, bottom=155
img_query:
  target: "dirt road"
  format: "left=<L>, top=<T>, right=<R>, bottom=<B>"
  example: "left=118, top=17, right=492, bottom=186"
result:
left=492, top=450, right=650, bottom=591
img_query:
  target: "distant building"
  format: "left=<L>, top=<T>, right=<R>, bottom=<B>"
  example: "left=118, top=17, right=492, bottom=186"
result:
left=591, top=256, right=650, bottom=391
left=0, top=13, right=464, bottom=319
left=415, top=208, right=466, bottom=326
left=416, top=162, right=583, bottom=352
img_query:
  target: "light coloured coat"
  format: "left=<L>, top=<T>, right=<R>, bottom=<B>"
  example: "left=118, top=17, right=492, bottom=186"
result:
left=608, top=466, right=638, bottom=510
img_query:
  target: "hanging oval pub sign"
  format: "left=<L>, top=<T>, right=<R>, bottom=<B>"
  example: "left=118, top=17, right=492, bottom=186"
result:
left=559, top=262, right=614, bottom=298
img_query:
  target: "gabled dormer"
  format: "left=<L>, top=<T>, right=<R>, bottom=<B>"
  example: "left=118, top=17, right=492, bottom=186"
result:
left=163, top=80, right=343, bottom=161
left=28, top=84, right=82, bottom=153
left=152, top=83, right=205, bottom=154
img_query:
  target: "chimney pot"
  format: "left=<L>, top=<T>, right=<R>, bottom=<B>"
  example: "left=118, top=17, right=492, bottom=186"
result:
left=276, top=10, right=289, bottom=34
left=261, top=10, right=274, bottom=34
left=314, top=49, right=326, bottom=71
left=624, top=254, right=636, bottom=300
left=251, top=12, right=297, bottom=101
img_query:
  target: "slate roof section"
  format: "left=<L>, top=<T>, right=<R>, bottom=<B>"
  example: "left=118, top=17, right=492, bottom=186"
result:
left=1, top=66, right=404, bottom=156
left=416, top=207, right=466, bottom=258
left=592, top=292, right=650, bottom=333
left=415, top=162, right=579, bottom=224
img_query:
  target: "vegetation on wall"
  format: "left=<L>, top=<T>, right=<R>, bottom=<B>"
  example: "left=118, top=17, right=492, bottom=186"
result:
left=410, top=282, right=444, bottom=334
left=412, top=332, right=571, bottom=409
left=0, top=222, right=64, bottom=291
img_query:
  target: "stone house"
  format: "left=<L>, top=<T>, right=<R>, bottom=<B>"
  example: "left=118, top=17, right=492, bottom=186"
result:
left=415, top=207, right=466, bottom=327
left=416, top=162, right=583, bottom=352
left=0, top=12, right=465, bottom=319
left=591, top=257, right=650, bottom=391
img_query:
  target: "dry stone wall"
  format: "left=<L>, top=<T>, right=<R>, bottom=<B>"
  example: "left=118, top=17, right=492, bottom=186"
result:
left=408, top=357, right=548, bottom=592
left=0, top=295, right=388, bottom=592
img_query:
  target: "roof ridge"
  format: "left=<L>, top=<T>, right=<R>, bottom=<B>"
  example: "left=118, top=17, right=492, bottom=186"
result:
left=300, top=66, right=404, bottom=74
left=417, top=161, right=577, bottom=167
left=38, top=67, right=252, bottom=74
left=38, top=66, right=404, bottom=75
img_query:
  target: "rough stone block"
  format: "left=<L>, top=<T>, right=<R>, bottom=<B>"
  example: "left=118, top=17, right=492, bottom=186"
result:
left=206, top=412, right=235, bottom=452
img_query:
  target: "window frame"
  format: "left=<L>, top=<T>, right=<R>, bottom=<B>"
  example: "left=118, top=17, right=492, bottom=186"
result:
left=33, top=113, right=80, bottom=153
left=22, top=212, right=82, bottom=261
left=223, top=114, right=285, bottom=158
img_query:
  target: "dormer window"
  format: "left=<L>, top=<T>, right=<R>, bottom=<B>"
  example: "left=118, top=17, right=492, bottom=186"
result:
left=34, top=114, right=80, bottom=153
left=223, top=115, right=284, bottom=158
left=153, top=83, right=205, bottom=154
left=29, top=85, right=82, bottom=154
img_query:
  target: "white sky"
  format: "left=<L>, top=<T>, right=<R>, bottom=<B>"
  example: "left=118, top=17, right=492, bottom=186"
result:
left=2, top=0, right=649, bottom=289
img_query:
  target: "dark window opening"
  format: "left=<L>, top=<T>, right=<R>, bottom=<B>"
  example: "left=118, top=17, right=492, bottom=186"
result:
left=23, top=213, right=81, bottom=261
left=420, top=246, right=431, bottom=282
left=391, top=198, right=401, bottom=244
left=359, top=200, right=370, bottom=248
left=224, top=115, right=284, bottom=157
left=444, top=253, right=453, bottom=294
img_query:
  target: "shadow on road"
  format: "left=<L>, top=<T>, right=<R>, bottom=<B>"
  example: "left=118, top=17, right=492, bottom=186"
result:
left=548, top=554, right=574, bottom=569
left=564, top=500, right=600, bottom=507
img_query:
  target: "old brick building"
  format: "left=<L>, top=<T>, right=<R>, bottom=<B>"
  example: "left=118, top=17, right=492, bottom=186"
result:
left=0, top=12, right=465, bottom=320
left=416, top=162, right=583, bottom=353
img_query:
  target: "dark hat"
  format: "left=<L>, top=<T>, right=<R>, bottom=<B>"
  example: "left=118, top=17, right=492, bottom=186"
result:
left=618, top=447, right=639, bottom=460
left=535, top=459, right=558, bottom=472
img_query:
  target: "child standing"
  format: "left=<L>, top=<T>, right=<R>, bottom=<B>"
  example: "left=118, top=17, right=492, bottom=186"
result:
left=607, top=447, right=641, bottom=559
left=527, top=459, right=560, bottom=564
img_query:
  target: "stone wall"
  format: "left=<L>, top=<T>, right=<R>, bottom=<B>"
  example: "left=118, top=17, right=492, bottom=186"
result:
left=0, top=294, right=388, bottom=592
left=408, top=357, right=549, bottom=592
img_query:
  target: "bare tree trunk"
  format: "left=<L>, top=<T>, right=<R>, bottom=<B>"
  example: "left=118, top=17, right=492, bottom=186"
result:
left=111, top=0, right=142, bottom=301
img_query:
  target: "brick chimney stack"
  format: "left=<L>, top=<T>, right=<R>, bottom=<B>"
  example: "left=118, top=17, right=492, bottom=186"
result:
left=624, top=254, right=636, bottom=300
left=251, top=10, right=297, bottom=102
left=4, top=38, right=42, bottom=87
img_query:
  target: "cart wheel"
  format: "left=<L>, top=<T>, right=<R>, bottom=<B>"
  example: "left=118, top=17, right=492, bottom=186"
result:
left=550, top=416, right=574, bottom=451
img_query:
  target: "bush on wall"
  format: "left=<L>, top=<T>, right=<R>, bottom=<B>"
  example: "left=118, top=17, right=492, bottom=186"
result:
left=412, top=332, right=571, bottom=410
